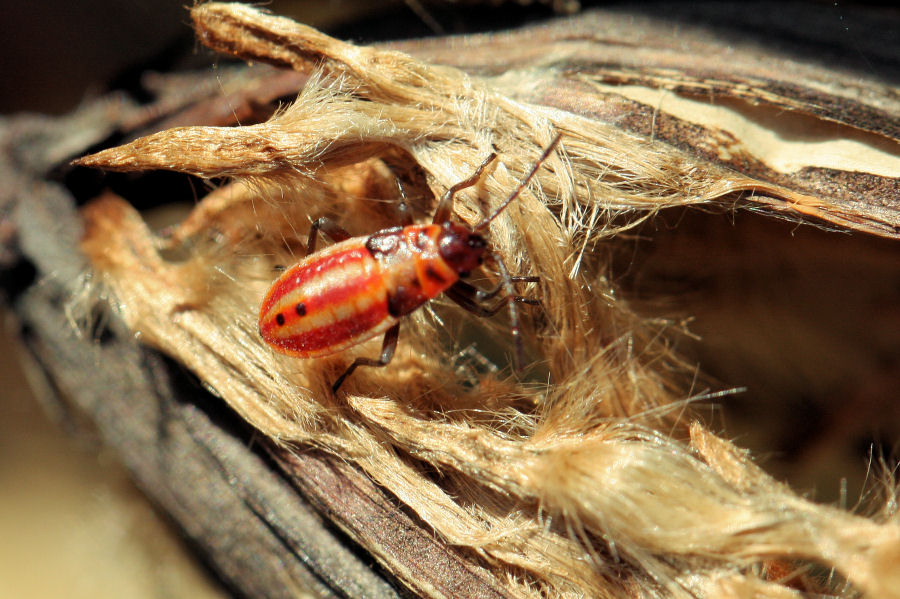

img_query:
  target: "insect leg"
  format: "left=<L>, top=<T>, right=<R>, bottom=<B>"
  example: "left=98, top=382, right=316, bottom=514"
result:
left=445, top=255, right=538, bottom=370
left=307, top=217, right=352, bottom=256
left=395, top=180, right=415, bottom=227
left=332, top=323, right=401, bottom=393
left=452, top=276, right=540, bottom=302
left=446, top=285, right=539, bottom=316
left=432, top=152, right=498, bottom=225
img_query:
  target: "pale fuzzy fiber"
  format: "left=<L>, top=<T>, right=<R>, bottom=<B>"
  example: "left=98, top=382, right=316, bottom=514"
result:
left=75, top=4, right=900, bottom=598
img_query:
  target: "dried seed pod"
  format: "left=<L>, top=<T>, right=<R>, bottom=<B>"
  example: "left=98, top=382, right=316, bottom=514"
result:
left=69, top=4, right=900, bottom=599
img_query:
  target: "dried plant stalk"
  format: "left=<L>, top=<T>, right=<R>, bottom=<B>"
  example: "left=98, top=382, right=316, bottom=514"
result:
left=76, top=4, right=900, bottom=599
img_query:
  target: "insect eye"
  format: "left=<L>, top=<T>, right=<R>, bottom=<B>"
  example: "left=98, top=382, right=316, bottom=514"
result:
left=275, top=313, right=286, bottom=326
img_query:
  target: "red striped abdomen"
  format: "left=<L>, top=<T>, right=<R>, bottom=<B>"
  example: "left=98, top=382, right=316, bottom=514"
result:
left=258, top=239, right=395, bottom=357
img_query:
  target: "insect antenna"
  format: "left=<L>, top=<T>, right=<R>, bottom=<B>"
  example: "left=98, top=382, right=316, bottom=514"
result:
left=473, top=133, right=562, bottom=232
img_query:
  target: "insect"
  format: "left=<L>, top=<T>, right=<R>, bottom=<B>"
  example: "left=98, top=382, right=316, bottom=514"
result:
left=259, top=135, right=561, bottom=392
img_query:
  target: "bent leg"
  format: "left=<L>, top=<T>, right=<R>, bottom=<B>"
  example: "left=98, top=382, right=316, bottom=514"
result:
left=332, top=324, right=401, bottom=393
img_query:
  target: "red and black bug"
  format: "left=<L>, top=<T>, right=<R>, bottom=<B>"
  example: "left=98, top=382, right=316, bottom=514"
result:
left=259, top=135, right=561, bottom=392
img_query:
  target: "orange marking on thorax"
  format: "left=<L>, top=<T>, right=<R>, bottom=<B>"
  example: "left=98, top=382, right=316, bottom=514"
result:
left=404, top=225, right=458, bottom=299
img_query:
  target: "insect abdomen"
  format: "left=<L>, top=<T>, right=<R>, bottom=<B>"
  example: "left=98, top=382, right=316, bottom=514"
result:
left=259, top=225, right=463, bottom=359
left=258, top=240, right=395, bottom=357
